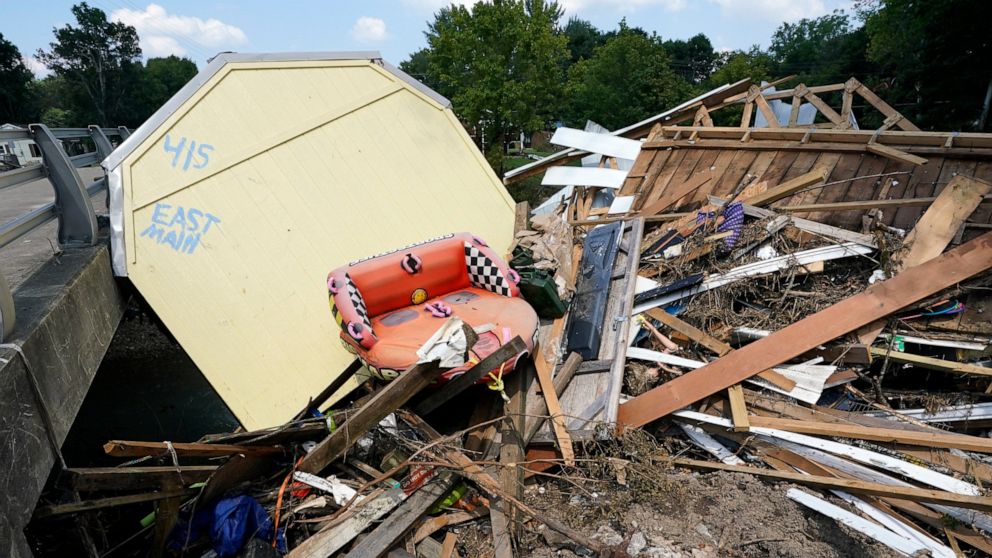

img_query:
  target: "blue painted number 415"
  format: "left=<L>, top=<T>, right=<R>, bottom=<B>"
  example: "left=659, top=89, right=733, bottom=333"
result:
left=164, top=134, right=214, bottom=171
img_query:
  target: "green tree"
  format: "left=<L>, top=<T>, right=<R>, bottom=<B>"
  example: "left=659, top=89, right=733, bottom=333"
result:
left=860, top=0, right=992, bottom=130
left=36, top=2, right=142, bottom=126
left=398, top=48, right=439, bottom=91
left=137, top=55, right=197, bottom=117
left=664, top=34, right=718, bottom=84
left=565, top=21, right=692, bottom=130
left=563, top=17, right=603, bottom=65
left=423, top=0, right=569, bottom=171
left=0, top=33, right=34, bottom=124
left=28, top=76, right=80, bottom=125
left=707, top=47, right=776, bottom=87
left=769, top=10, right=872, bottom=85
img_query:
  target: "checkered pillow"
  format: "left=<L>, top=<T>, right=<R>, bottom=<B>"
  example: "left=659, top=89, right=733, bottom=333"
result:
left=344, top=273, right=373, bottom=331
left=464, top=242, right=511, bottom=296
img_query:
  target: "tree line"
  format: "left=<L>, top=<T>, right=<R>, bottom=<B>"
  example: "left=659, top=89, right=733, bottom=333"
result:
left=400, top=0, right=992, bottom=171
left=0, top=2, right=197, bottom=129
left=1, top=0, right=989, bottom=174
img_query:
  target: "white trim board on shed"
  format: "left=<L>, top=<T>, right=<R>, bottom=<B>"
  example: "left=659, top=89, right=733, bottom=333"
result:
left=550, top=127, right=642, bottom=161
left=541, top=166, right=628, bottom=188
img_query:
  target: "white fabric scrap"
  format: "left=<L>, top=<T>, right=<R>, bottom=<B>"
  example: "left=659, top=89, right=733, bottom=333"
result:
left=416, top=317, right=468, bottom=368
left=293, top=472, right=361, bottom=506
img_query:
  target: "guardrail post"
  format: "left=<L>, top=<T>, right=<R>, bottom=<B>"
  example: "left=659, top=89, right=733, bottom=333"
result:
left=29, top=124, right=98, bottom=247
left=117, top=126, right=131, bottom=139
left=88, top=125, right=114, bottom=161
left=0, top=271, right=13, bottom=342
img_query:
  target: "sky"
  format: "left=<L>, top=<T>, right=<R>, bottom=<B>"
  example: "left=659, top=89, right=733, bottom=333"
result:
left=2, top=0, right=856, bottom=77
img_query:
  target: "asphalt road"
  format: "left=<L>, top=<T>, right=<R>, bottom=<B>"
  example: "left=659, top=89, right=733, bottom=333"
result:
left=1, top=166, right=106, bottom=291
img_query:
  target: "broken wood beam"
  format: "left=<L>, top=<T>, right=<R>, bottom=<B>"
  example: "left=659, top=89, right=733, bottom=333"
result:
left=293, top=358, right=363, bottom=421
left=743, top=165, right=830, bottom=208
left=865, top=142, right=928, bottom=165
left=867, top=347, right=992, bottom=377
left=412, top=337, right=526, bottom=416
left=643, top=307, right=795, bottom=391
left=533, top=351, right=575, bottom=467
left=858, top=176, right=992, bottom=345
left=522, top=352, right=582, bottom=446
left=672, top=458, right=992, bottom=512
left=67, top=466, right=217, bottom=492
left=103, top=440, right=282, bottom=458
left=344, top=472, right=458, bottom=558
left=298, top=360, right=445, bottom=474
left=618, top=232, right=992, bottom=429
left=33, top=489, right=193, bottom=519
left=748, top=415, right=992, bottom=453
left=726, top=384, right=750, bottom=432
left=285, top=487, right=409, bottom=557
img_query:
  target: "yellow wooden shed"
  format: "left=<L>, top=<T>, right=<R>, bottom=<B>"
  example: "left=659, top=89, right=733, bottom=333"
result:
left=102, top=52, right=516, bottom=429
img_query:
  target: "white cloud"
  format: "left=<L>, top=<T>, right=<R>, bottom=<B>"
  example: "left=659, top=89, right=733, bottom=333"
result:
left=709, top=0, right=828, bottom=22
left=351, top=16, right=389, bottom=42
left=22, top=56, right=50, bottom=78
left=110, top=3, right=247, bottom=58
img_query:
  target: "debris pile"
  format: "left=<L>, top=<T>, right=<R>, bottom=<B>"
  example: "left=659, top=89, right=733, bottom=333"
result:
left=28, top=78, right=992, bottom=557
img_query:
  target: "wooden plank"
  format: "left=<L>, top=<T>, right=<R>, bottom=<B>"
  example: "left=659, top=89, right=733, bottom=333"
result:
left=617, top=233, right=992, bottom=429
left=293, top=359, right=362, bottom=420
left=858, top=175, right=992, bottom=344
left=802, top=91, right=846, bottom=127
left=285, top=488, right=408, bottom=557
left=643, top=308, right=795, bottom=391
left=750, top=86, right=780, bottom=128
left=866, top=142, right=928, bottom=166
left=744, top=165, right=830, bottom=207
left=856, top=83, right=921, bottom=131
left=67, top=466, right=217, bottom=492
left=749, top=415, right=992, bottom=453
left=298, top=361, right=444, bottom=474
left=513, top=201, right=530, bottom=235
left=778, top=195, right=990, bottom=212
left=33, top=489, right=192, bottom=519
left=533, top=353, right=575, bottom=467
left=638, top=172, right=713, bottom=216
left=672, top=458, right=992, bottom=512
left=103, top=440, right=282, bottom=458
left=867, top=347, right=992, bottom=377
left=726, top=384, right=749, bottom=432
left=522, top=352, right=581, bottom=446
left=345, top=473, right=458, bottom=558
left=439, top=532, right=458, bottom=558
left=412, top=338, right=526, bottom=416
left=652, top=125, right=992, bottom=148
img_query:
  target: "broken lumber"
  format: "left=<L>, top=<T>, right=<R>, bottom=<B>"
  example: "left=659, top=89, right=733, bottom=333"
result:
left=858, top=175, right=992, bottom=345
left=285, top=487, right=408, bottom=557
left=345, top=472, right=458, bottom=558
left=638, top=172, right=713, bottom=216
left=412, top=337, right=526, bottom=416
left=34, top=489, right=193, bottom=519
left=293, top=359, right=363, bottom=420
left=103, top=440, right=282, bottom=458
left=726, top=384, right=750, bottom=432
left=867, top=347, right=992, bottom=377
left=298, top=361, right=445, bottom=474
left=748, top=416, right=992, bottom=453
left=743, top=165, right=830, bottom=207
left=67, top=466, right=217, bottom=492
left=522, top=352, right=581, bottom=445
left=643, top=307, right=795, bottom=391
left=672, top=459, right=992, bottom=512
left=533, top=352, right=575, bottom=466
left=618, top=232, right=992, bottom=429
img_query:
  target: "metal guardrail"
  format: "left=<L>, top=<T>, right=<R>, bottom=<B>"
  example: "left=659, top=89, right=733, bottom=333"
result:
left=0, top=124, right=130, bottom=341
